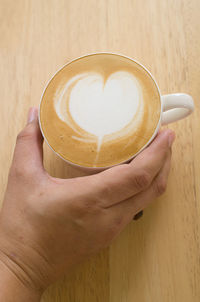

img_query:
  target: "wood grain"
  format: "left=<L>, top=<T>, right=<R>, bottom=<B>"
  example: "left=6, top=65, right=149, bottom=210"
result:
left=0, top=0, right=199, bottom=301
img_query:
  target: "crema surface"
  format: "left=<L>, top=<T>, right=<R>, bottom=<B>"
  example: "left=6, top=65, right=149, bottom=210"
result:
left=40, top=54, right=161, bottom=167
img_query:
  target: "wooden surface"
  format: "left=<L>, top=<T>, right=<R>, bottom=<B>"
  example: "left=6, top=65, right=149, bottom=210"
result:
left=0, top=0, right=200, bottom=301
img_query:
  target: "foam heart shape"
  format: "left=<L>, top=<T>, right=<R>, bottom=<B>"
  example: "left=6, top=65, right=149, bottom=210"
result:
left=55, top=71, right=141, bottom=140
left=68, top=71, right=140, bottom=138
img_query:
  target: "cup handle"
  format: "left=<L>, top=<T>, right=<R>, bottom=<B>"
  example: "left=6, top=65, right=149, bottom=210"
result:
left=161, top=93, right=194, bottom=125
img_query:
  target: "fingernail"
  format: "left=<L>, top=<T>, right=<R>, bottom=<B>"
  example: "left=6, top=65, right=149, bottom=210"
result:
left=168, top=131, right=175, bottom=147
left=133, top=210, right=143, bottom=220
left=27, top=107, right=38, bottom=123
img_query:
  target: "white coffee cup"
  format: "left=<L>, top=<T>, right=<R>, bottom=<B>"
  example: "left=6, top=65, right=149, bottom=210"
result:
left=39, top=53, right=194, bottom=173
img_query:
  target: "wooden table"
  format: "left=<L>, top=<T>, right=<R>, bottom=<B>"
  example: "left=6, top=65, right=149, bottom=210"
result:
left=0, top=0, right=199, bottom=301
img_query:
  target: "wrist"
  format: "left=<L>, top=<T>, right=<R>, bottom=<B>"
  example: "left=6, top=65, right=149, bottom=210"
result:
left=0, top=258, right=42, bottom=302
left=0, top=229, right=45, bottom=302
left=0, top=224, right=51, bottom=294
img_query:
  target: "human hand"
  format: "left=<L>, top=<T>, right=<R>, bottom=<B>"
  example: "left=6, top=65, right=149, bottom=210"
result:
left=0, top=107, right=175, bottom=300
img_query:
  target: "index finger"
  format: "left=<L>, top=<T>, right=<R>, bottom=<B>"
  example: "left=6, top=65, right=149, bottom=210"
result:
left=82, top=129, right=175, bottom=206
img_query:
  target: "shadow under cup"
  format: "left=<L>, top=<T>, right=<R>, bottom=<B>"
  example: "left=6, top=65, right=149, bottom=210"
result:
left=39, top=53, right=194, bottom=173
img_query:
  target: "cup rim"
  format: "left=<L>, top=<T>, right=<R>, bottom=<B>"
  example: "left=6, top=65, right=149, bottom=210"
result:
left=39, top=52, right=162, bottom=171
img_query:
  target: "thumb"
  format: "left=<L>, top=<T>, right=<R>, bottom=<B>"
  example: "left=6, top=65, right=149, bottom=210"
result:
left=11, top=107, right=44, bottom=175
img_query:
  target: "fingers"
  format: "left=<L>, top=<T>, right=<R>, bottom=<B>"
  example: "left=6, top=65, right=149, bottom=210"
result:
left=111, top=149, right=172, bottom=225
left=10, top=107, right=44, bottom=176
left=80, top=129, right=175, bottom=207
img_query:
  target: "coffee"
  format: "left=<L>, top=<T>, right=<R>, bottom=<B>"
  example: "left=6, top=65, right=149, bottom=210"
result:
left=40, top=53, right=161, bottom=167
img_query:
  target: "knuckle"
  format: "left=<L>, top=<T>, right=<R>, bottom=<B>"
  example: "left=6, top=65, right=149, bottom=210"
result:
left=9, top=164, right=32, bottom=180
left=17, top=124, right=35, bottom=142
left=97, top=184, right=112, bottom=205
left=83, top=199, right=99, bottom=214
left=134, top=170, right=151, bottom=191
left=154, top=178, right=167, bottom=196
left=70, top=198, right=101, bottom=220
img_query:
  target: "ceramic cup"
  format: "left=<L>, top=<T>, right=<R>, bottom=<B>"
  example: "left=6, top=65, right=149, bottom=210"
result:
left=39, top=53, right=194, bottom=172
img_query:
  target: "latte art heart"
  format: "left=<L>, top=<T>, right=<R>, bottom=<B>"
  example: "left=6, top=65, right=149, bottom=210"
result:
left=54, top=71, right=143, bottom=153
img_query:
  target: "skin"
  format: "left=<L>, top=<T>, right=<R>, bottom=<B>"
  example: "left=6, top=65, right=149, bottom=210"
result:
left=0, top=107, right=175, bottom=301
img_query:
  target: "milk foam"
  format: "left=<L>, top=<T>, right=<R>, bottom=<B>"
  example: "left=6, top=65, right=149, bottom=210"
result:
left=54, top=71, right=143, bottom=156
